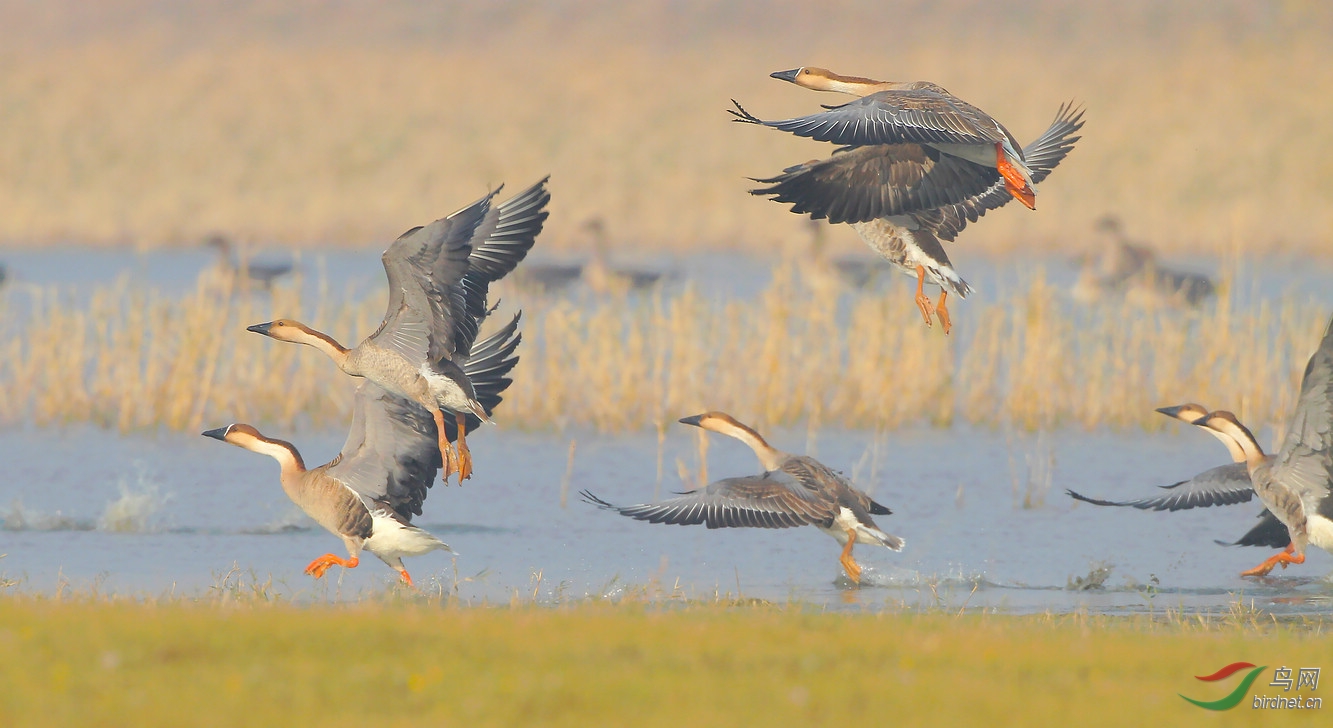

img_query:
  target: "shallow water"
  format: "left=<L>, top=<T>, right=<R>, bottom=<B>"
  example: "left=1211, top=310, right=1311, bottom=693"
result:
left=0, top=425, right=1328, bottom=614
left=2, top=246, right=1332, bottom=310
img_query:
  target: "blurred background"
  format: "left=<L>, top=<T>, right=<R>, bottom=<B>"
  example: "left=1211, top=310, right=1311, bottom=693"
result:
left=2, top=0, right=1331, bottom=255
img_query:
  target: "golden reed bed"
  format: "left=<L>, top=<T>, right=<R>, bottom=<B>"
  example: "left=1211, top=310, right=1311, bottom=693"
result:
left=1, top=1, right=1332, bottom=256
left=0, top=262, right=1325, bottom=436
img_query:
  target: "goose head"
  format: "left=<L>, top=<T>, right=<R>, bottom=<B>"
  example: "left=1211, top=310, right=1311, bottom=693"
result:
left=770, top=66, right=885, bottom=95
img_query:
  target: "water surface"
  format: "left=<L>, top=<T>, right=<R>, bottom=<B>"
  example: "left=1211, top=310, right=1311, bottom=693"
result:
left=1, top=425, right=1327, bottom=614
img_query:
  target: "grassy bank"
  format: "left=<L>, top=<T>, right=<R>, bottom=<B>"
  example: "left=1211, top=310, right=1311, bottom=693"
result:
left=0, top=263, right=1326, bottom=435
left=2, top=1, right=1333, bottom=255
left=0, top=596, right=1328, bottom=727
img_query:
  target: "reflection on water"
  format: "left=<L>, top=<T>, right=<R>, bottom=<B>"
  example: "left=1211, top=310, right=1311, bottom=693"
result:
left=0, top=425, right=1328, bottom=614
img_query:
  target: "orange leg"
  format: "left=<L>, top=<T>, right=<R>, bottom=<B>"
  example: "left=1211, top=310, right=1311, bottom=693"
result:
left=1240, top=543, right=1305, bottom=577
left=397, top=568, right=415, bottom=587
left=455, top=413, right=473, bottom=482
left=913, top=265, right=934, bottom=328
left=433, top=409, right=458, bottom=482
left=935, top=290, right=952, bottom=335
left=839, top=530, right=863, bottom=584
left=304, top=554, right=359, bottom=579
left=995, top=142, right=1036, bottom=210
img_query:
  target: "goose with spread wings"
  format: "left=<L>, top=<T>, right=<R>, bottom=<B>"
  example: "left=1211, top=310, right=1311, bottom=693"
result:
left=247, top=178, right=549, bottom=482
left=1065, top=403, right=1286, bottom=556
left=581, top=411, right=903, bottom=584
left=1191, top=315, right=1333, bottom=576
left=203, top=316, right=521, bottom=585
left=732, top=68, right=1081, bottom=332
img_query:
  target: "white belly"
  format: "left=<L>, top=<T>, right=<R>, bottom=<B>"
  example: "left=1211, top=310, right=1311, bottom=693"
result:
left=1306, top=514, right=1333, bottom=553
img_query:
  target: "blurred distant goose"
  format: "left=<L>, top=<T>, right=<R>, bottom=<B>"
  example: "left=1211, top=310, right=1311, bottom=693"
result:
left=248, top=178, right=549, bottom=483
left=203, top=317, right=522, bottom=585
left=733, top=68, right=1082, bottom=332
left=204, top=235, right=294, bottom=289
left=1072, top=216, right=1215, bottom=307
left=581, top=411, right=903, bottom=584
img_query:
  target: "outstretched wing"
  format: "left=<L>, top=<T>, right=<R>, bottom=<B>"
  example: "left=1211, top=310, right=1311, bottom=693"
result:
left=326, top=381, right=443, bottom=521
left=1065, top=462, right=1253, bottom=512
left=1269, top=315, right=1333, bottom=510
left=446, top=178, right=550, bottom=362
left=371, top=192, right=494, bottom=365
left=921, top=103, right=1084, bottom=242
left=730, top=87, right=1005, bottom=148
left=748, top=143, right=1002, bottom=224
left=580, top=469, right=838, bottom=530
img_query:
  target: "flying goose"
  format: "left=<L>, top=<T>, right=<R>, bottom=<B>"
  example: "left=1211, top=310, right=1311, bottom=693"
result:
left=581, top=411, right=903, bottom=584
left=203, top=315, right=522, bottom=585
left=247, top=178, right=549, bottom=482
left=733, top=69, right=1081, bottom=332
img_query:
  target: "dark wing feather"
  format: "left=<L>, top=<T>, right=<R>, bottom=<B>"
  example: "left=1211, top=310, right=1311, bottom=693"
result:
left=372, top=192, right=493, bottom=364
left=579, top=469, right=838, bottom=530
left=1270, top=315, right=1333, bottom=509
left=1064, top=462, right=1253, bottom=512
left=1219, top=509, right=1293, bottom=549
left=919, top=103, right=1084, bottom=242
left=731, top=88, right=1002, bottom=147
left=437, top=312, right=522, bottom=443
left=446, top=178, right=551, bottom=361
left=327, top=382, right=443, bottom=521
left=749, top=144, right=1001, bottom=224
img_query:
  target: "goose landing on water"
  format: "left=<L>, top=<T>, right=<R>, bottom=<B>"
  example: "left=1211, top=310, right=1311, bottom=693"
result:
left=581, top=412, right=903, bottom=584
left=247, top=178, right=549, bottom=483
left=732, top=68, right=1082, bottom=333
left=1067, top=316, right=1333, bottom=577
left=204, top=317, right=521, bottom=585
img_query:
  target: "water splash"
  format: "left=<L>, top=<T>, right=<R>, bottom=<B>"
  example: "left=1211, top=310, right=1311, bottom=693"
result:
left=2, top=498, right=95, bottom=532
left=97, top=467, right=170, bottom=533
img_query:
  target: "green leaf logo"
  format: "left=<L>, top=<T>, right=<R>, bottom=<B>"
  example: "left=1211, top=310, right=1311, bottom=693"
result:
left=1180, top=662, right=1267, bottom=711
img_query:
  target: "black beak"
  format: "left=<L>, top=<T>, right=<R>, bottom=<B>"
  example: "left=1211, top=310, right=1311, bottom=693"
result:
left=246, top=322, right=273, bottom=336
left=678, top=414, right=704, bottom=428
left=1154, top=404, right=1207, bottom=424
left=770, top=68, right=801, bottom=83
left=201, top=426, right=230, bottom=441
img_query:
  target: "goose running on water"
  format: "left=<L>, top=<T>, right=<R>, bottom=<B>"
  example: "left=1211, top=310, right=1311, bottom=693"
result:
left=247, top=178, right=549, bottom=483
left=1065, top=403, right=1285, bottom=554
left=581, top=412, right=904, bottom=584
left=203, top=316, right=522, bottom=585
left=732, top=68, right=1082, bottom=332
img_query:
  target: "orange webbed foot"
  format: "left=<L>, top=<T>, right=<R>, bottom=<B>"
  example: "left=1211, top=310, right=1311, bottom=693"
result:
left=304, top=554, right=359, bottom=579
left=433, top=409, right=459, bottom=484
left=839, top=529, right=862, bottom=584
left=1240, top=546, right=1305, bottom=578
left=935, top=290, right=952, bottom=335
left=397, top=568, right=415, bottom=588
left=912, top=265, right=934, bottom=328
left=455, top=413, right=473, bottom=483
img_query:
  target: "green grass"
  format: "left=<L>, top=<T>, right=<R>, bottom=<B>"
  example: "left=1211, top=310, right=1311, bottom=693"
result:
left=0, top=596, right=1328, bottom=726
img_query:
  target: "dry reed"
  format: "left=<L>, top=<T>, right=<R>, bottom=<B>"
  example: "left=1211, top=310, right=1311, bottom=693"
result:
left=2, top=1, right=1333, bottom=256
left=0, top=262, right=1324, bottom=437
